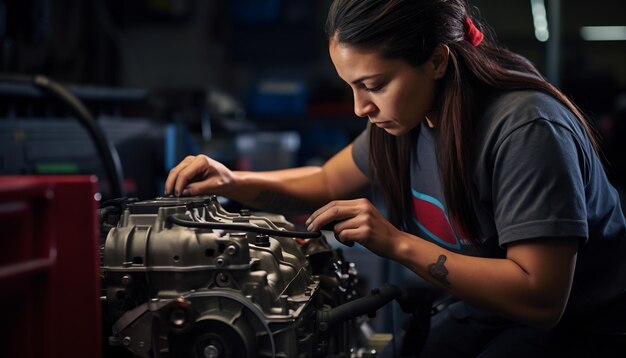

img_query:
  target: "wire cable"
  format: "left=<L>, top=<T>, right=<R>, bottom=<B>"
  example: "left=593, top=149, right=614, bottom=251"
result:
left=168, top=214, right=323, bottom=238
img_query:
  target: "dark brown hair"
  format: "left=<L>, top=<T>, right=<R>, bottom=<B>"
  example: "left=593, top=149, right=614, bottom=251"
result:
left=325, top=0, right=598, bottom=242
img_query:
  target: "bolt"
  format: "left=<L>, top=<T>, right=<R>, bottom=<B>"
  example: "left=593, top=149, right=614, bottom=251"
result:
left=215, top=257, right=225, bottom=267
left=122, top=336, right=131, bottom=346
left=226, top=245, right=238, bottom=256
left=170, top=308, right=186, bottom=327
left=204, top=344, right=220, bottom=358
left=121, top=275, right=131, bottom=286
left=217, top=273, right=229, bottom=285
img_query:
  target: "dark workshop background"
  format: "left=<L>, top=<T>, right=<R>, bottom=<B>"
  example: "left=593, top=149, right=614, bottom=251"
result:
left=1, top=0, right=625, bottom=200
left=1, top=0, right=625, bottom=337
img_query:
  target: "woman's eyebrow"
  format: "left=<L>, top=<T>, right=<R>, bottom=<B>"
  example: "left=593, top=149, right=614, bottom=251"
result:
left=351, top=74, right=383, bottom=85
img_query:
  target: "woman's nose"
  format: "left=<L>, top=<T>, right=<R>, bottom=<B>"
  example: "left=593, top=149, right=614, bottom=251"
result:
left=354, top=93, right=376, bottom=118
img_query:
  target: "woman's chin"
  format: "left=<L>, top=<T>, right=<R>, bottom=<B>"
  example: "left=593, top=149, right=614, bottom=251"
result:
left=383, top=126, right=408, bottom=136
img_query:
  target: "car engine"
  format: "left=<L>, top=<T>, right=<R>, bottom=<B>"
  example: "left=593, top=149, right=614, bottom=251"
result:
left=99, top=195, right=407, bottom=358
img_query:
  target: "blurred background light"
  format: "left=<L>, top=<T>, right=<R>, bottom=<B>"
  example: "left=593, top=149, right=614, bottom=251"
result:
left=530, top=0, right=549, bottom=42
left=580, top=26, right=626, bottom=41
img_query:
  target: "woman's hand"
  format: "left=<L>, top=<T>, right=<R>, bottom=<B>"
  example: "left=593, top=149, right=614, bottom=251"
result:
left=306, top=198, right=404, bottom=257
left=164, top=155, right=236, bottom=197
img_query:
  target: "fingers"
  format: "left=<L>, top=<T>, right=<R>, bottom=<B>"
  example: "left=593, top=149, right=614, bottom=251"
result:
left=325, top=214, right=359, bottom=247
left=307, top=202, right=360, bottom=247
left=164, top=156, right=195, bottom=195
left=306, top=199, right=380, bottom=248
left=305, top=200, right=351, bottom=231
left=184, top=178, right=219, bottom=197
left=165, top=155, right=211, bottom=196
left=309, top=199, right=398, bottom=257
left=305, top=200, right=361, bottom=232
left=335, top=228, right=360, bottom=247
left=175, top=156, right=213, bottom=196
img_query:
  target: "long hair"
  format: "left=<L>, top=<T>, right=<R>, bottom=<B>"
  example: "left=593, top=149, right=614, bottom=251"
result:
left=325, top=0, right=598, bottom=242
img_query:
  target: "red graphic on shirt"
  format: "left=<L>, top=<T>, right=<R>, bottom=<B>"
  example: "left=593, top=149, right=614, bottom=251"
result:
left=412, top=192, right=466, bottom=249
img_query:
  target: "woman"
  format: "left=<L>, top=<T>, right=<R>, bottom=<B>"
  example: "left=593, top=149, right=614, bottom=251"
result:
left=165, top=0, right=626, bottom=356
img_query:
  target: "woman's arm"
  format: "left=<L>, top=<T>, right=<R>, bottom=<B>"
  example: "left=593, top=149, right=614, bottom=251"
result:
left=306, top=199, right=578, bottom=331
left=395, top=233, right=578, bottom=330
left=164, top=144, right=370, bottom=214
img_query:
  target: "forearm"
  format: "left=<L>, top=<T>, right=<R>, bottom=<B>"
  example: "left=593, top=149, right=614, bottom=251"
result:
left=226, top=167, right=334, bottom=214
left=393, top=234, right=574, bottom=330
left=224, top=145, right=368, bottom=214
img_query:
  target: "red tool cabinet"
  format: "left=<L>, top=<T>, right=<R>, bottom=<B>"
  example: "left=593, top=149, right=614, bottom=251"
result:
left=0, top=176, right=102, bottom=358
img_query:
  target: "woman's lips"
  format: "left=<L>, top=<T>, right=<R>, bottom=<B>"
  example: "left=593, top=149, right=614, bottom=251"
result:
left=371, top=120, right=393, bottom=128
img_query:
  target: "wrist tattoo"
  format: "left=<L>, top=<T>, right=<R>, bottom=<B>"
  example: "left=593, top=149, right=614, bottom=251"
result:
left=428, top=255, right=450, bottom=287
left=255, top=191, right=312, bottom=214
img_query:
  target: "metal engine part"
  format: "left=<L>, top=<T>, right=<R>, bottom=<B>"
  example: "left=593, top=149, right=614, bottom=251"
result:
left=100, top=195, right=398, bottom=358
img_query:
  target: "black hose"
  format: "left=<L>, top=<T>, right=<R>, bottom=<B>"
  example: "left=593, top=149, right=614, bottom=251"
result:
left=168, top=214, right=323, bottom=238
left=0, top=73, right=125, bottom=198
left=321, top=284, right=403, bottom=327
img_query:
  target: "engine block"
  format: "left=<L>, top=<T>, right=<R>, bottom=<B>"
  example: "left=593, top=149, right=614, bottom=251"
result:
left=100, top=195, right=377, bottom=357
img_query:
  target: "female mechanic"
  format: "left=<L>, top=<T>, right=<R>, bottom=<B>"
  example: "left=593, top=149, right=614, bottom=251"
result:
left=165, top=0, right=626, bottom=356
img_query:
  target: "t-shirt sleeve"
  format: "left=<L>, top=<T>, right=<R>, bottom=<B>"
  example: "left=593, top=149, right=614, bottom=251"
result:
left=492, top=118, right=589, bottom=246
left=351, top=124, right=370, bottom=176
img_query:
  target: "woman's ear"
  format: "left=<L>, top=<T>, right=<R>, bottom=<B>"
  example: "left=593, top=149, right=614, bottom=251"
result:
left=430, top=44, right=450, bottom=80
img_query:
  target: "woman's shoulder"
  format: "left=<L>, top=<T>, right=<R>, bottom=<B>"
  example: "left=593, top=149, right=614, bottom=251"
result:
left=477, top=90, right=583, bottom=144
left=483, top=90, right=571, bottom=123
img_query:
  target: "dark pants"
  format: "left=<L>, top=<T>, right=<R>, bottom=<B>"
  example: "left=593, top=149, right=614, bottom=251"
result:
left=417, top=302, right=626, bottom=358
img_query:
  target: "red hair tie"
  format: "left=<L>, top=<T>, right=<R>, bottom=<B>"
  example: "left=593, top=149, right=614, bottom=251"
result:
left=464, top=16, right=484, bottom=46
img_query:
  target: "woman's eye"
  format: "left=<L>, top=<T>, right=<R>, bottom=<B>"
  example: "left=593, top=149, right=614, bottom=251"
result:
left=364, top=84, right=384, bottom=92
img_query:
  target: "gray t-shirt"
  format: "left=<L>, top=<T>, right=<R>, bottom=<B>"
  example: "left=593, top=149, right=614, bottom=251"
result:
left=352, top=90, right=626, bottom=323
